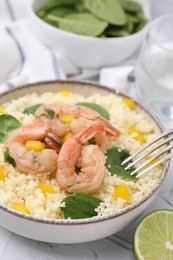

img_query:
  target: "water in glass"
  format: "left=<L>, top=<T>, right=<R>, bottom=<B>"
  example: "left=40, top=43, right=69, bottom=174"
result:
left=136, top=15, right=173, bottom=127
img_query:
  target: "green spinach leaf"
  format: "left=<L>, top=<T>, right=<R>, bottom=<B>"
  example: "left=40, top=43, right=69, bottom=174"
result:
left=45, top=109, right=55, bottom=119
left=0, top=114, right=21, bottom=143
left=56, top=137, right=64, bottom=146
left=48, top=6, right=75, bottom=17
left=23, top=104, right=43, bottom=115
left=84, top=0, right=127, bottom=26
left=133, top=18, right=148, bottom=33
left=4, top=147, right=16, bottom=167
left=40, top=0, right=78, bottom=11
left=77, top=102, right=110, bottom=120
left=122, top=0, right=142, bottom=13
left=47, top=12, right=108, bottom=36
left=105, top=25, right=129, bottom=37
left=60, top=192, right=102, bottom=219
left=66, top=181, right=80, bottom=187
left=36, top=0, right=147, bottom=38
left=106, top=147, right=136, bottom=180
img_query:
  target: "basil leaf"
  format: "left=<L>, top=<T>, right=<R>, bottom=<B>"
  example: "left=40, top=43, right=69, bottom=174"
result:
left=0, top=115, right=21, bottom=143
left=106, top=147, right=136, bottom=180
left=77, top=102, right=110, bottom=120
left=45, top=109, right=55, bottom=119
left=60, top=192, right=102, bottom=219
left=106, top=147, right=130, bottom=165
left=107, top=165, right=136, bottom=180
left=4, top=147, right=16, bottom=167
left=47, top=12, right=108, bottom=37
left=84, top=0, right=127, bottom=26
left=23, top=104, right=43, bottom=115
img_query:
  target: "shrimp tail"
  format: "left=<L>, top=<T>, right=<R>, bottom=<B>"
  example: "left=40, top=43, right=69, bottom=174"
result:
left=45, top=133, right=62, bottom=154
left=99, top=118, right=121, bottom=138
left=75, top=124, right=105, bottom=144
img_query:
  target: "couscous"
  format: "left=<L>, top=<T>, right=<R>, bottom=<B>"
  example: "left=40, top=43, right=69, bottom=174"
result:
left=0, top=91, right=163, bottom=219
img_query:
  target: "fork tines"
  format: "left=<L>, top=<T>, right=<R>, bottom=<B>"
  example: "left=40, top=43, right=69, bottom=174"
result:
left=121, top=129, right=173, bottom=178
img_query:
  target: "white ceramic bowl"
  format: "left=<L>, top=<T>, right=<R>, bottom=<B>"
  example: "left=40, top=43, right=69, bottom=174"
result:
left=29, top=0, right=150, bottom=69
left=0, top=80, right=170, bottom=244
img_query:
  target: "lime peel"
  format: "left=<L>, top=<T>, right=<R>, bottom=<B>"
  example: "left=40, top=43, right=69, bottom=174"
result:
left=133, top=209, right=173, bottom=260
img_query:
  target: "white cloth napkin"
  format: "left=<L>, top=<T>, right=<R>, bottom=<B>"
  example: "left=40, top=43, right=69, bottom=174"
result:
left=99, top=65, right=136, bottom=98
left=0, top=0, right=80, bottom=94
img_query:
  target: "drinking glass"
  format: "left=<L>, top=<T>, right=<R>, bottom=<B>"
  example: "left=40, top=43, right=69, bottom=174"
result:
left=135, top=14, right=173, bottom=128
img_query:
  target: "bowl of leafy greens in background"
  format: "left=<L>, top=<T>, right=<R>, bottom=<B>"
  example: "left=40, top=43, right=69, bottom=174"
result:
left=29, top=0, right=150, bottom=68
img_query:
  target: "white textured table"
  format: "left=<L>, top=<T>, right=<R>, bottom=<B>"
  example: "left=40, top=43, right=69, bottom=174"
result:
left=0, top=161, right=172, bottom=260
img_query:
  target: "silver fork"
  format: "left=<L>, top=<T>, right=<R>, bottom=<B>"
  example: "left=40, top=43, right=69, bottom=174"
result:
left=121, top=129, right=173, bottom=178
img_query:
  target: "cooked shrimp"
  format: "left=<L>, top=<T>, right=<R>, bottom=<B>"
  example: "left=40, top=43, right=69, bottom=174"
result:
left=35, top=104, right=70, bottom=138
left=70, top=117, right=110, bottom=151
left=35, top=102, right=120, bottom=138
left=4, top=123, right=59, bottom=175
left=56, top=124, right=106, bottom=194
left=68, top=104, right=120, bottom=137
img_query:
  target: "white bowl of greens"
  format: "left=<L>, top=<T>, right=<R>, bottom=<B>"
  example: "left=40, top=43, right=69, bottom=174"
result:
left=29, top=0, right=150, bottom=69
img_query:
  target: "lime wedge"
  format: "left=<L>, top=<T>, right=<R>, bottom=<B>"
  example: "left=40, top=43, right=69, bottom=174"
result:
left=133, top=210, right=173, bottom=260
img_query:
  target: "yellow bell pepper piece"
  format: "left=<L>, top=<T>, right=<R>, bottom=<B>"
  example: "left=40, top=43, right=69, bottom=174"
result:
left=53, top=100, right=60, bottom=104
left=12, top=203, right=30, bottom=214
left=25, top=141, right=46, bottom=151
left=114, top=184, right=131, bottom=203
left=61, top=90, right=71, bottom=96
left=0, top=106, right=5, bottom=115
left=145, top=156, right=160, bottom=167
left=59, top=113, right=74, bottom=123
left=123, top=98, right=135, bottom=109
left=128, top=126, right=146, bottom=143
left=62, top=132, right=73, bottom=142
left=0, top=166, right=4, bottom=181
left=38, top=183, right=54, bottom=198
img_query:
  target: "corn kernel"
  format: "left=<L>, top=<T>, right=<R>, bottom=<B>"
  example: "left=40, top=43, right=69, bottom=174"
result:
left=123, top=98, right=135, bottom=109
left=38, top=183, right=54, bottom=198
left=59, top=113, right=74, bottom=123
left=11, top=203, right=30, bottom=214
left=114, top=184, right=131, bottom=202
left=62, top=132, right=73, bottom=142
left=0, top=106, right=5, bottom=115
left=25, top=141, right=46, bottom=151
left=61, top=90, right=71, bottom=96
left=128, top=126, right=146, bottom=143
left=0, top=166, right=4, bottom=181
